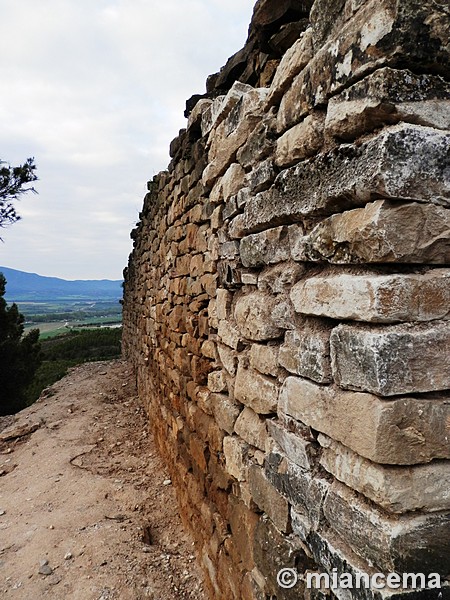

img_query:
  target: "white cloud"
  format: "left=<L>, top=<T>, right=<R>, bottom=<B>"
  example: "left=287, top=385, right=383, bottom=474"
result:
left=0, top=0, right=255, bottom=279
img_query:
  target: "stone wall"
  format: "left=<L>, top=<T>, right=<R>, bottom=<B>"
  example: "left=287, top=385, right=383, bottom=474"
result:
left=122, top=1, right=450, bottom=598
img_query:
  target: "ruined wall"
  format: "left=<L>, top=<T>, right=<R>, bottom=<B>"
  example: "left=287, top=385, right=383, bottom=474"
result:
left=122, top=1, right=450, bottom=598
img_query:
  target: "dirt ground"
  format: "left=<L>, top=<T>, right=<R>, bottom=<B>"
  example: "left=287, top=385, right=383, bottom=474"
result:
left=0, top=360, right=207, bottom=600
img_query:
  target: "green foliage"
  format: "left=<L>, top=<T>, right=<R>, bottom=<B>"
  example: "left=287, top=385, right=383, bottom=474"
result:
left=23, top=328, right=122, bottom=405
left=0, top=158, right=37, bottom=231
left=0, top=274, right=42, bottom=415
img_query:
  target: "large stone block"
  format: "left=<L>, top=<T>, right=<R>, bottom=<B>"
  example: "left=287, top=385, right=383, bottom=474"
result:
left=211, top=393, right=241, bottom=435
left=234, top=407, right=268, bottom=451
left=323, top=481, right=450, bottom=575
left=305, top=200, right=450, bottom=264
left=235, top=363, right=280, bottom=414
left=243, top=125, right=450, bottom=233
left=291, top=269, right=450, bottom=323
left=319, top=435, right=450, bottom=514
left=248, top=465, right=291, bottom=533
left=249, top=343, right=280, bottom=378
left=326, top=67, right=450, bottom=141
left=331, top=321, right=450, bottom=395
left=278, top=0, right=450, bottom=131
left=275, top=113, right=325, bottom=167
left=279, top=322, right=333, bottom=384
left=258, top=261, right=305, bottom=294
left=279, top=377, right=450, bottom=465
left=240, top=226, right=291, bottom=268
left=223, top=435, right=248, bottom=481
left=234, top=292, right=284, bottom=341
left=267, top=28, right=314, bottom=106
left=267, top=420, right=317, bottom=471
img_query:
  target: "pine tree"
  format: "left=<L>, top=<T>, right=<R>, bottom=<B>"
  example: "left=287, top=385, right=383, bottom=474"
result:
left=0, top=273, right=42, bottom=415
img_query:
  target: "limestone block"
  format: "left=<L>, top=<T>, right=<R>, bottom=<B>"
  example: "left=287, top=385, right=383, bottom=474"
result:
left=267, top=420, right=316, bottom=471
left=240, top=227, right=290, bottom=268
left=211, top=393, right=241, bottom=435
left=249, top=344, right=280, bottom=378
left=331, top=321, right=450, bottom=396
left=187, top=98, right=212, bottom=133
left=234, top=407, right=268, bottom=451
left=234, top=292, right=284, bottom=341
left=228, top=214, right=246, bottom=240
left=278, top=0, right=450, bottom=131
left=221, top=163, right=246, bottom=201
left=216, top=289, right=233, bottom=321
left=235, top=363, right=280, bottom=414
left=291, top=269, right=450, bottom=323
left=243, top=125, right=450, bottom=233
left=279, top=377, right=450, bottom=465
left=201, top=94, right=225, bottom=137
left=204, top=88, right=268, bottom=183
left=208, top=370, right=227, bottom=393
left=319, top=434, right=450, bottom=514
left=326, top=67, right=450, bottom=141
left=323, top=481, right=450, bottom=574
left=275, top=114, right=325, bottom=167
left=219, top=241, right=240, bottom=260
left=236, top=115, right=276, bottom=169
left=210, top=82, right=254, bottom=135
left=246, top=159, right=276, bottom=194
left=228, top=495, right=259, bottom=571
left=248, top=465, right=290, bottom=533
left=305, top=200, right=450, bottom=264
left=257, top=262, right=305, bottom=294
left=217, top=320, right=242, bottom=350
left=264, top=450, right=329, bottom=531
left=223, top=435, right=248, bottom=481
left=222, top=196, right=238, bottom=221
left=279, top=323, right=333, bottom=384
left=267, top=28, right=314, bottom=106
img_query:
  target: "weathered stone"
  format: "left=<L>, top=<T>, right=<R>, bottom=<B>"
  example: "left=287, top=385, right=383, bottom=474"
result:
left=275, top=114, right=325, bottom=167
left=291, top=269, right=450, bottom=323
left=228, top=495, right=259, bottom=571
left=319, top=434, right=450, bottom=514
left=204, top=88, right=269, bottom=184
left=248, top=465, right=290, bottom=533
left=265, top=450, right=330, bottom=530
left=211, top=393, right=241, bottom=435
left=243, top=125, right=450, bottom=233
left=305, top=200, right=450, bottom=264
left=253, top=517, right=312, bottom=600
left=208, top=370, right=227, bottom=393
left=267, top=28, right=314, bottom=106
left=217, top=343, right=238, bottom=376
left=279, top=376, right=450, bottom=464
left=236, top=115, right=277, bottom=170
left=219, top=241, right=240, bottom=260
left=258, top=261, right=304, bottom=294
left=235, top=363, right=280, bottom=415
left=240, top=226, right=291, bottom=268
left=331, top=321, right=450, bottom=396
left=217, top=320, right=242, bottom=350
left=216, top=288, right=232, bottom=321
left=221, top=162, right=246, bottom=201
left=234, top=292, right=284, bottom=341
left=247, top=159, right=276, bottom=194
left=249, top=344, right=280, bottom=378
left=279, top=322, right=333, bottom=384
left=222, top=196, right=239, bottom=221
left=187, top=98, right=212, bottom=133
left=323, top=481, right=450, bottom=575
left=326, top=67, right=450, bottom=141
left=279, top=0, right=450, bottom=131
left=270, top=295, right=295, bottom=331
left=267, top=420, right=316, bottom=471
left=234, top=407, right=268, bottom=451
left=223, top=435, right=248, bottom=481
left=240, top=270, right=258, bottom=286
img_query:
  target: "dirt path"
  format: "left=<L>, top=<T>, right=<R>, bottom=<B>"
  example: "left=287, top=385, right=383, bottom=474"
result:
left=0, top=360, right=207, bottom=600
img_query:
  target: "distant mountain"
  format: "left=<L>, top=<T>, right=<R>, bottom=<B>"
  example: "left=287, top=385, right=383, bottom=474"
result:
left=0, top=266, right=123, bottom=302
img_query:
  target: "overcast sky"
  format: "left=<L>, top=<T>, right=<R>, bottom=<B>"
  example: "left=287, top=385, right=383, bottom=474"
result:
left=0, top=0, right=255, bottom=280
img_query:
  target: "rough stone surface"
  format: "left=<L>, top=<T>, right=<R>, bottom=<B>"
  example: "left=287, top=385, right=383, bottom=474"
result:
left=275, top=113, right=325, bottom=167
left=325, top=67, right=450, bottom=141
left=243, top=125, right=450, bottom=233
left=279, top=377, right=450, bottom=465
left=305, top=200, right=450, bottom=264
left=234, top=292, right=284, bottom=341
left=267, top=420, right=316, bottom=471
left=223, top=436, right=248, bottom=481
left=331, top=321, right=450, bottom=396
left=248, top=465, right=291, bottom=533
left=240, top=226, right=290, bottom=268
left=279, top=322, right=333, bottom=384
left=291, top=269, right=450, bottom=323
left=319, top=435, right=450, bottom=514
left=234, top=364, right=279, bottom=415
left=234, top=407, right=268, bottom=451
left=323, top=481, right=450, bottom=575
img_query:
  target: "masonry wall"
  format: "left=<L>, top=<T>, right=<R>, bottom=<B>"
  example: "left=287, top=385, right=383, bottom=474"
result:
left=122, top=1, right=450, bottom=598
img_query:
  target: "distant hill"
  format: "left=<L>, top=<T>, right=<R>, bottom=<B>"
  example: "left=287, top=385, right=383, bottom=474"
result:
left=0, top=266, right=123, bottom=302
